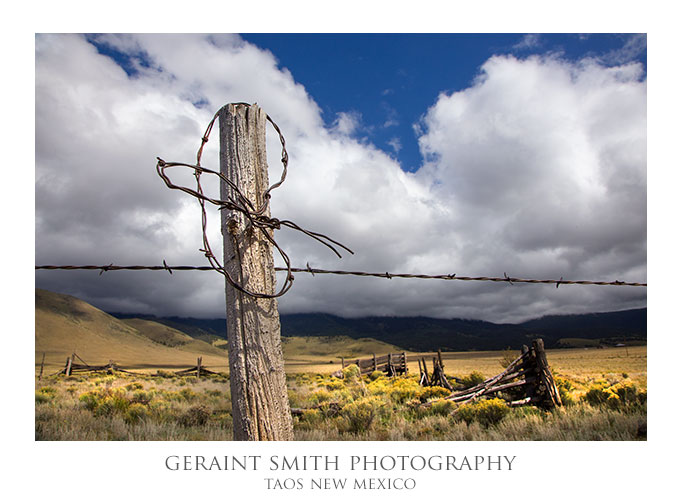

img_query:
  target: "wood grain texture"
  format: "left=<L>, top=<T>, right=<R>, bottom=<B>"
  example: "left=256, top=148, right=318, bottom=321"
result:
left=219, top=104, right=294, bottom=441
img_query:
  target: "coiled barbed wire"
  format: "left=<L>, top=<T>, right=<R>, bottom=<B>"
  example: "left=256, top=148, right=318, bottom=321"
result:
left=155, top=103, right=353, bottom=298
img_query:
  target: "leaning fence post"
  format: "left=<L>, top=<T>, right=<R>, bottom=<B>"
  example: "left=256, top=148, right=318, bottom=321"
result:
left=532, top=339, right=562, bottom=408
left=219, top=103, right=294, bottom=441
left=39, top=352, right=45, bottom=380
left=65, top=354, right=73, bottom=377
left=197, top=357, right=202, bottom=378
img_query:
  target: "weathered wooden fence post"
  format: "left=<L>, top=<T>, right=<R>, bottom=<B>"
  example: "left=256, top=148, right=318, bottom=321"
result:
left=421, top=356, right=429, bottom=382
left=39, top=352, right=45, bottom=380
left=219, top=103, right=294, bottom=441
left=532, top=339, right=562, bottom=408
left=197, top=356, right=202, bottom=378
left=65, top=354, right=73, bottom=377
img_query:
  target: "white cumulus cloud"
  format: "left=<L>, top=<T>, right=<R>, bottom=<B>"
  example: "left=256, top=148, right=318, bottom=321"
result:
left=35, top=35, right=646, bottom=323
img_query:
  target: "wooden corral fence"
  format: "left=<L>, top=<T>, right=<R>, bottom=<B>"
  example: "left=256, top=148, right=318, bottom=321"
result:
left=293, top=339, right=561, bottom=418
left=52, top=353, right=139, bottom=376
left=51, top=354, right=219, bottom=378
left=418, top=348, right=459, bottom=390
left=333, top=352, right=408, bottom=378
left=424, top=338, right=562, bottom=409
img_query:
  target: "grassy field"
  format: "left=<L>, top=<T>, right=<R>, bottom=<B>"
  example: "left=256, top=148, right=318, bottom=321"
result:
left=288, top=345, right=647, bottom=381
left=35, top=289, right=646, bottom=441
left=35, top=346, right=646, bottom=441
left=35, top=289, right=231, bottom=372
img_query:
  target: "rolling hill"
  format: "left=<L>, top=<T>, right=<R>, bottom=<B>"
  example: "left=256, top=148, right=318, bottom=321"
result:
left=35, top=289, right=229, bottom=371
left=35, top=289, right=401, bottom=372
left=120, top=318, right=228, bottom=357
left=281, top=335, right=401, bottom=359
left=37, top=287, right=646, bottom=373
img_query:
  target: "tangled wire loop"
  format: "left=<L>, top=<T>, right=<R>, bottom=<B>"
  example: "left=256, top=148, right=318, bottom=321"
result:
left=156, top=103, right=353, bottom=299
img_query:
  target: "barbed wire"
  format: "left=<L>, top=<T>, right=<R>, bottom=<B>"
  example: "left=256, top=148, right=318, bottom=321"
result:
left=34, top=263, right=647, bottom=288
left=155, top=102, right=352, bottom=299
left=36, top=102, right=647, bottom=293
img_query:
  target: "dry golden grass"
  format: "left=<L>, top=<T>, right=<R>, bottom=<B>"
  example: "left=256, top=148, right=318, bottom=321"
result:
left=36, top=368, right=646, bottom=441
left=35, top=289, right=229, bottom=374
left=35, top=373, right=233, bottom=440
left=285, top=346, right=647, bottom=381
left=36, top=288, right=645, bottom=385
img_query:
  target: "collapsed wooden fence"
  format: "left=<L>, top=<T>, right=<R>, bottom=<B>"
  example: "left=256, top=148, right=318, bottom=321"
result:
left=50, top=354, right=220, bottom=378
left=293, top=339, right=561, bottom=418
left=333, top=352, right=408, bottom=378
left=425, top=338, right=562, bottom=409
left=172, top=357, right=220, bottom=377
left=51, top=353, right=138, bottom=376
left=418, top=348, right=459, bottom=390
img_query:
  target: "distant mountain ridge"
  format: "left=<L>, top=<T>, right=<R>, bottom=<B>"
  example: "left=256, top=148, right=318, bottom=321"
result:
left=111, top=308, right=646, bottom=352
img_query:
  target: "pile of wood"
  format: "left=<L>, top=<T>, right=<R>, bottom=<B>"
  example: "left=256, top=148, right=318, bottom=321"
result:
left=333, top=352, right=408, bottom=378
left=425, top=339, right=562, bottom=409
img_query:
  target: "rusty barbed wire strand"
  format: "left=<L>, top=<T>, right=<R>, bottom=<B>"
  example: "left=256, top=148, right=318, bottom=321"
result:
left=155, top=103, right=353, bottom=299
left=34, top=264, right=647, bottom=288
left=35, top=102, right=647, bottom=293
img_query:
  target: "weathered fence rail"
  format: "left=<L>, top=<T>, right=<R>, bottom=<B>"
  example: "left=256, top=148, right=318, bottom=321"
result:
left=172, top=357, right=220, bottom=377
left=52, top=353, right=139, bottom=376
left=424, top=338, right=562, bottom=409
left=51, top=354, right=220, bottom=378
left=334, top=352, right=408, bottom=378
left=293, top=339, right=561, bottom=419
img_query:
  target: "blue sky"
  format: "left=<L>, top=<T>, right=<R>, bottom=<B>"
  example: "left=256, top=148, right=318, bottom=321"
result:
left=239, top=34, right=646, bottom=171
left=35, top=33, right=647, bottom=322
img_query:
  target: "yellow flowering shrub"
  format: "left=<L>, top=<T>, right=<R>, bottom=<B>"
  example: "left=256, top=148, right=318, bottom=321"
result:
left=460, top=371, right=485, bottom=388
left=368, top=370, right=385, bottom=381
left=367, top=377, right=423, bottom=403
left=454, top=398, right=509, bottom=427
left=419, top=385, right=452, bottom=401
left=426, top=399, right=457, bottom=417
left=125, top=402, right=149, bottom=424
left=554, top=377, right=577, bottom=406
left=342, top=364, right=361, bottom=381
left=339, top=395, right=386, bottom=433
left=311, top=389, right=333, bottom=404
left=320, top=377, right=346, bottom=390
left=584, top=379, right=646, bottom=410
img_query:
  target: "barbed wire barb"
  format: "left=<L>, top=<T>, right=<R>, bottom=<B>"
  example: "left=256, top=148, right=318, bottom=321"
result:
left=35, top=263, right=647, bottom=288
left=155, top=103, right=353, bottom=299
left=35, top=102, right=647, bottom=296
